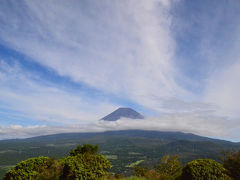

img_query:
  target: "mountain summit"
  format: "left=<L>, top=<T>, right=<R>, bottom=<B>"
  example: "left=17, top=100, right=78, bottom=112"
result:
left=101, top=107, right=144, bottom=121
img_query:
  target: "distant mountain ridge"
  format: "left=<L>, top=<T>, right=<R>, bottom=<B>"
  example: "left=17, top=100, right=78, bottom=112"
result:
left=25, top=130, right=226, bottom=143
left=101, top=107, right=144, bottom=121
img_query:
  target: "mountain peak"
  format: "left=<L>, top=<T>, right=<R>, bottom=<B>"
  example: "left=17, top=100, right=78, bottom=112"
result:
left=101, top=107, right=144, bottom=121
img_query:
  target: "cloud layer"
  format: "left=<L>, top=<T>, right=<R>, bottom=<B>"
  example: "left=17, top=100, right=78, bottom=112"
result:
left=1, top=114, right=238, bottom=141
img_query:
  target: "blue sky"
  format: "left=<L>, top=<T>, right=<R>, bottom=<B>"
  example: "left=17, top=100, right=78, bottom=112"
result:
left=0, top=0, right=240, bottom=140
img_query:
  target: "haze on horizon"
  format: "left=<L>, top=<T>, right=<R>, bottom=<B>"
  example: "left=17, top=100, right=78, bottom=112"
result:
left=0, top=0, right=240, bottom=141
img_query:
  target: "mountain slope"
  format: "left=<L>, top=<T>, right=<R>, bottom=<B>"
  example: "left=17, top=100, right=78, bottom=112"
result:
left=0, top=130, right=239, bottom=178
left=101, top=107, right=144, bottom=121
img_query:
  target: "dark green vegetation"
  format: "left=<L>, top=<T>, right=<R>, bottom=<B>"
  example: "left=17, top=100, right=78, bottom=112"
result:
left=4, top=157, right=61, bottom=179
left=0, top=130, right=240, bottom=179
left=134, top=154, right=240, bottom=180
left=135, top=155, right=182, bottom=180
left=222, top=151, right=240, bottom=179
left=4, top=144, right=111, bottom=180
left=3, top=143, right=240, bottom=179
left=181, top=159, right=231, bottom=180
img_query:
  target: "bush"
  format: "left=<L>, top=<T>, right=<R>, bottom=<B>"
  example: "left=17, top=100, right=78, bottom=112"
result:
left=120, top=176, right=147, bottom=180
left=155, top=155, right=182, bottom=179
left=181, top=159, right=231, bottom=180
left=69, top=144, right=99, bottom=156
left=134, top=167, right=150, bottom=177
left=222, top=151, right=240, bottom=180
left=60, top=150, right=111, bottom=179
left=4, top=144, right=110, bottom=180
left=135, top=155, right=182, bottom=180
left=4, top=156, right=62, bottom=180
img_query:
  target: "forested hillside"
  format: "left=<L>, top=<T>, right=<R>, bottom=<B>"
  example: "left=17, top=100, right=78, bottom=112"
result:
left=0, top=130, right=240, bottom=179
left=3, top=144, right=240, bottom=179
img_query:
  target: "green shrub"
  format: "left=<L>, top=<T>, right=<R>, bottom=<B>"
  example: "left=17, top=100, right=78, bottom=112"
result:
left=69, top=144, right=99, bottom=156
left=60, top=152, right=111, bottom=179
left=119, top=176, right=147, bottom=180
left=4, top=156, right=62, bottom=180
left=155, top=155, right=182, bottom=179
left=4, top=144, right=110, bottom=180
left=135, top=155, right=182, bottom=180
left=181, top=159, right=231, bottom=180
left=222, top=151, right=240, bottom=180
left=134, top=166, right=150, bottom=177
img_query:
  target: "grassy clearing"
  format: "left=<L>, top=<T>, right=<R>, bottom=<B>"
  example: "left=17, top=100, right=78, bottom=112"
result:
left=102, top=176, right=147, bottom=180
left=128, top=152, right=142, bottom=155
left=126, top=160, right=144, bottom=168
left=0, top=165, right=15, bottom=171
left=105, top=155, right=118, bottom=160
left=46, top=143, right=76, bottom=147
left=0, top=150, right=15, bottom=154
left=101, top=151, right=110, bottom=154
left=120, top=176, right=147, bottom=180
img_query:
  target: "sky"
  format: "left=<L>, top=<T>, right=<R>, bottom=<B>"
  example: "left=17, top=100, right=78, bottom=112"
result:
left=0, top=0, right=240, bottom=141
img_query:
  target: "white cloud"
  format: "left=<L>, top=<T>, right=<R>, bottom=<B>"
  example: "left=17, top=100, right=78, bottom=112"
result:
left=0, top=113, right=238, bottom=140
left=204, top=61, right=240, bottom=118
left=1, top=60, right=234, bottom=140
left=0, top=60, right=118, bottom=124
left=0, top=0, right=188, bottom=113
left=200, top=15, right=240, bottom=118
left=170, top=1, right=240, bottom=121
left=0, top=60, right=237, bottom=140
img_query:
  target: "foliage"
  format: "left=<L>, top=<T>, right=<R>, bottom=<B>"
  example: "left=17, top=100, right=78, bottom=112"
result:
left=69, top=144, right=99, bottom=156
left=143, top=169, right=164, bottom=180
left=119, top=176, right=147, bottom=180
left=134, top=166, right=150, bottom=177
left=3, top=142, right=240, bottom=180
left=4, top=156, right=63, bottom=180
left=0, top=131, right=238, bottom=178
left=60, top=153, right=111, bottom=180
left=221, top=150, right=240, bottom=180
left=102, top=173, right=124, bottom=180
left=102, top=175, right=146, bottom=180
left=135, top=155, right=182, bottom=180
left=181, top=159, right=231, bottom=180
left=155, top=155, right=182, bottom=179
left=4, top=144, right=110, bottom=180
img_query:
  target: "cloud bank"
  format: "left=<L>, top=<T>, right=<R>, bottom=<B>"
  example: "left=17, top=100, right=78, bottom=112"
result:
left=1, top=114, right=238, bottom=141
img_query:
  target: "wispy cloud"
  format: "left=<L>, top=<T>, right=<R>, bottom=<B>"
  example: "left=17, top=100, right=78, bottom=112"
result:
left=0, top=0, right=187, bottom=112
left=204, top=60, right=240, bottom=118
left=0, top=59, right=118, bottom=125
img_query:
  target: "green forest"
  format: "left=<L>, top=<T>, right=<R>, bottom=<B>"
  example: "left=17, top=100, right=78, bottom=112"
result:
left=3, top=144, right=240, bottom=180
left=1, top=130, right=240, bottom=179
